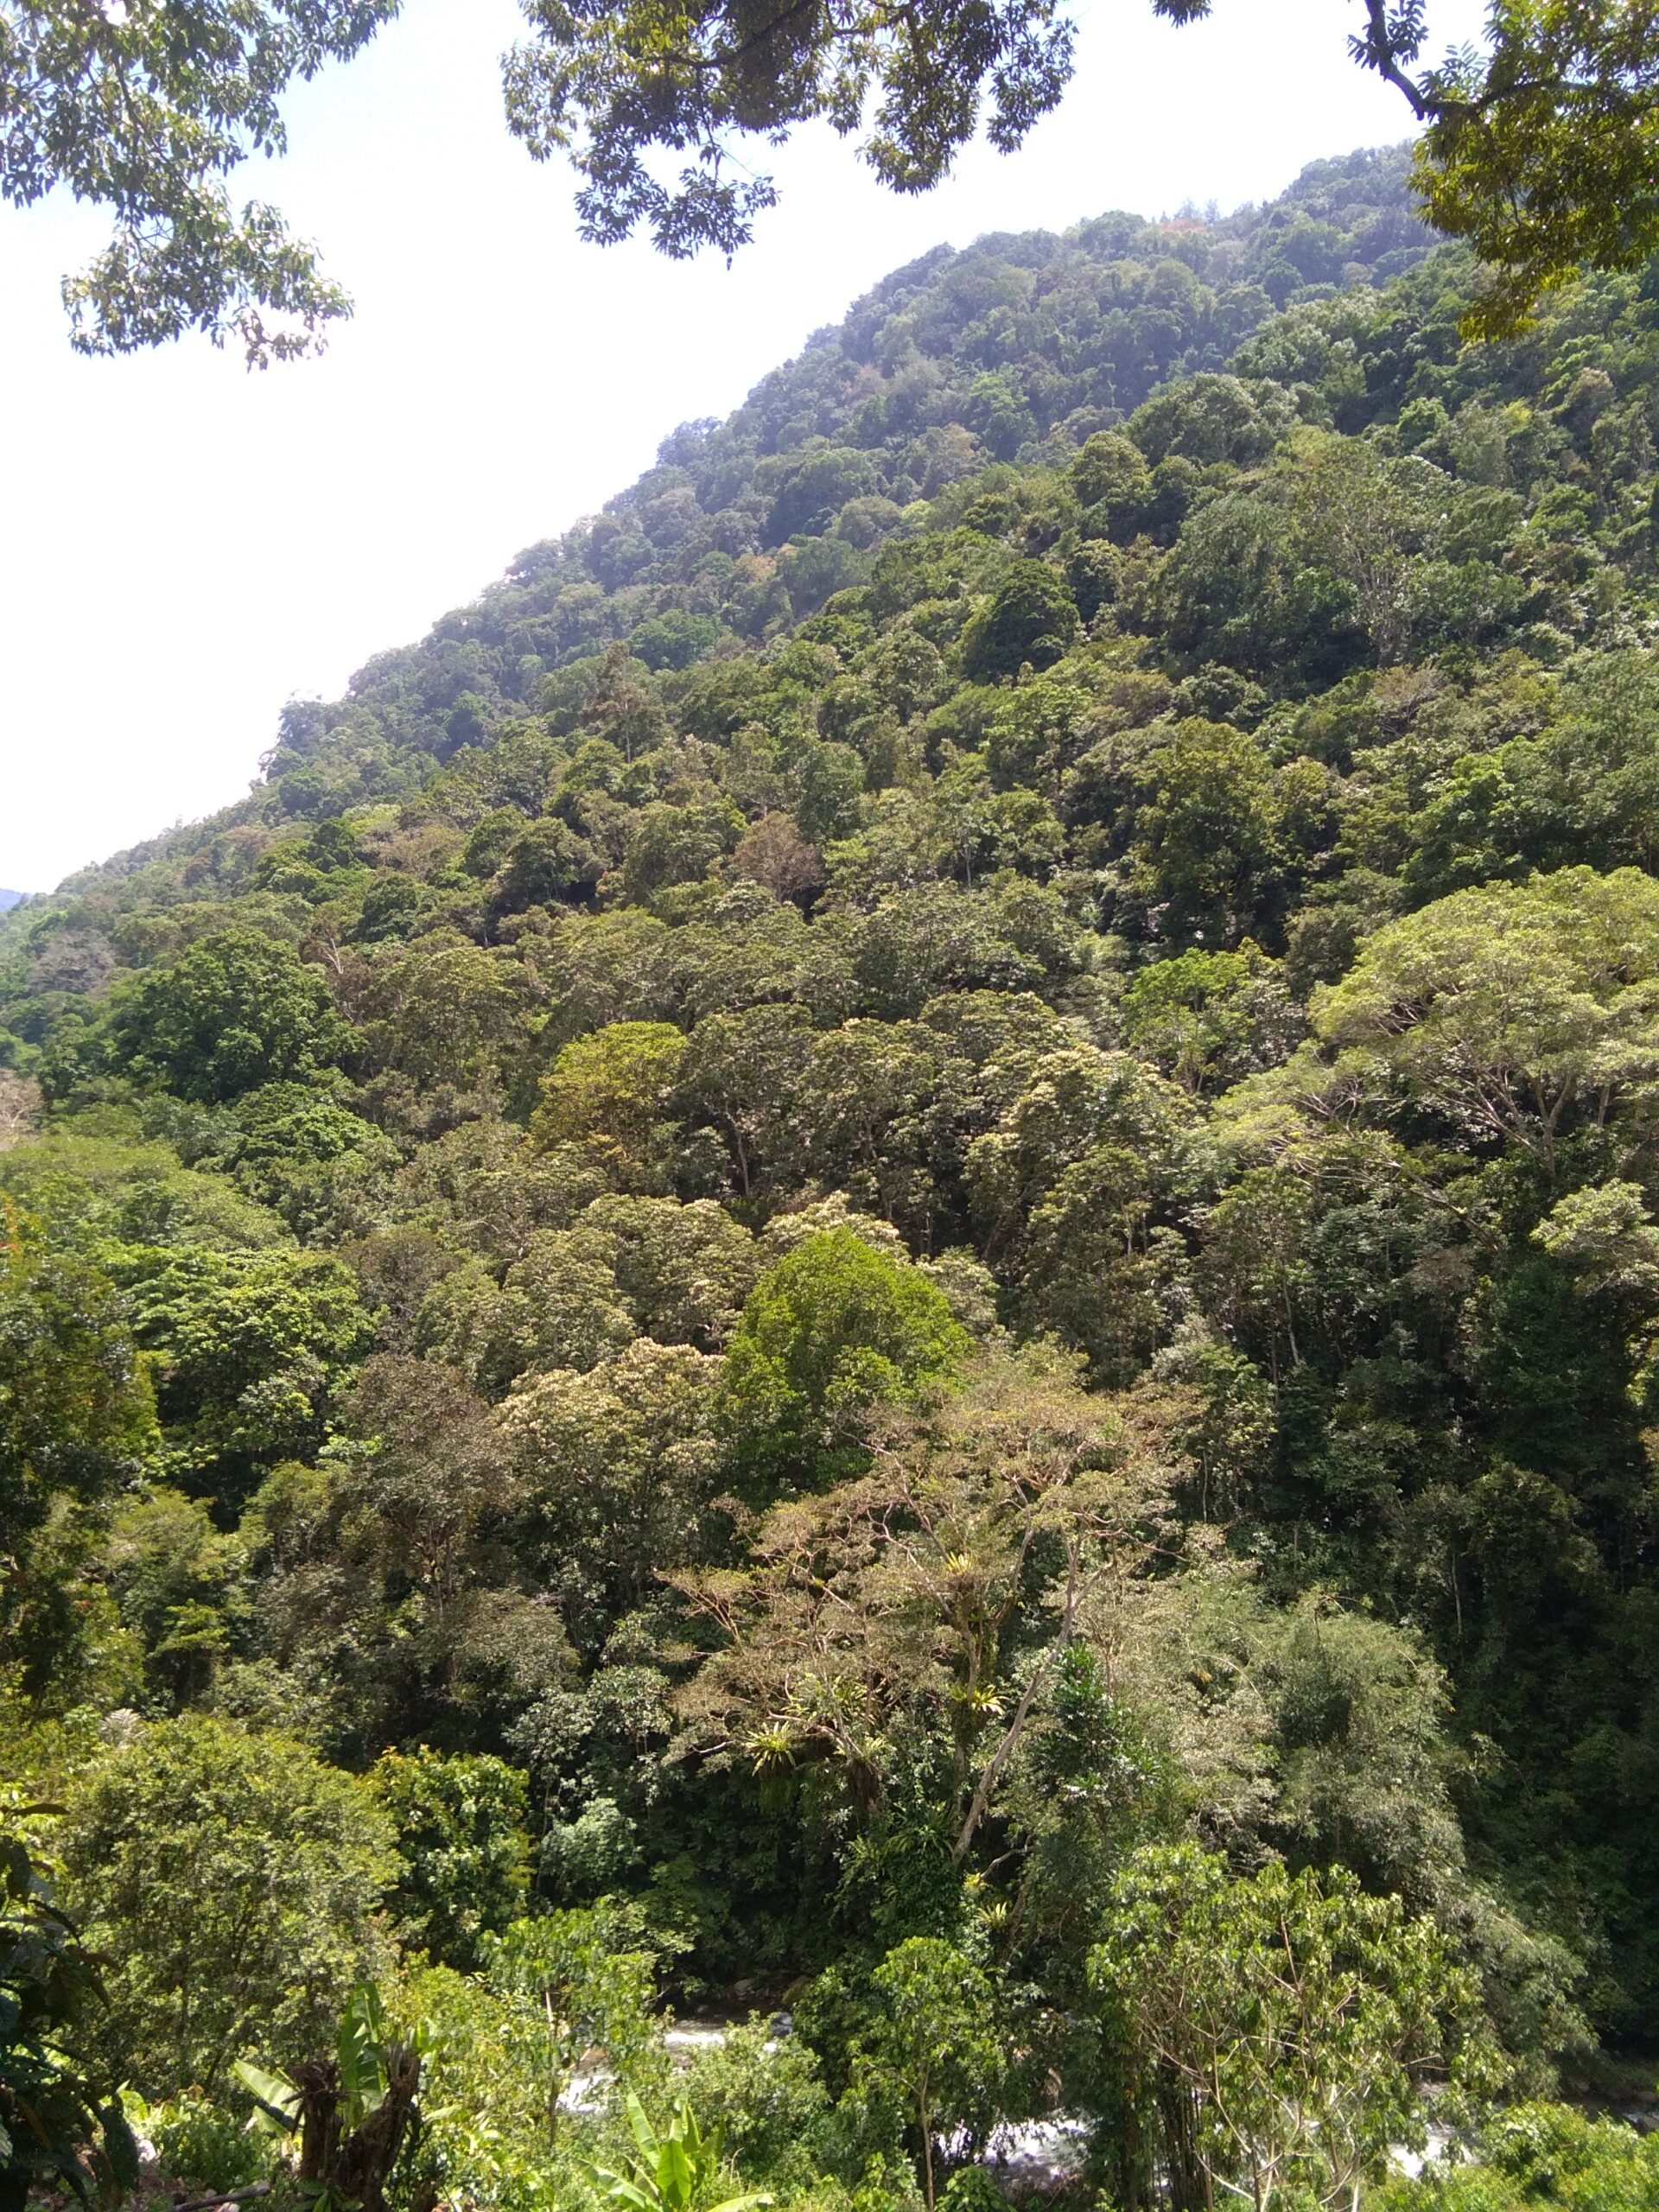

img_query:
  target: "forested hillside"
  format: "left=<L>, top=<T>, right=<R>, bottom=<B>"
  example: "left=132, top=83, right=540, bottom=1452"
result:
left=9, top=142, right=1659, bottom=2212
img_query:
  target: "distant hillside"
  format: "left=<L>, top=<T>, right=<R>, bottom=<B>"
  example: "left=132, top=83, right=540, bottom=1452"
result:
left=24, top=142, right=1440, bottom=875
left=269, top=143, right=1442, bottom=793
left=0, top=891, right=24, bottom=911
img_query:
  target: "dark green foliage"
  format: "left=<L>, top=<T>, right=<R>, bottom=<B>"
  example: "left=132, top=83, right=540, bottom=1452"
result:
left=491, top=818, right=602, bottom=917
left=113, top=1243, right=373, bottom=1498
left=370, top=1746, right=532, bottom=1969
left=961, top=563, right=1080, bottom=681
left=106, top=929, right=353, bottom=1103
left=0, top=1233, right=156, bottom=1695
left=675, top=2021, right=831, bottom=2190
left=0, top=1828, right=138, bottom=2211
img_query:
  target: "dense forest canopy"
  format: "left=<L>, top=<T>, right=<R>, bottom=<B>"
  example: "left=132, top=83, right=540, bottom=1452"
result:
left=10, top=142, right=1659, bottom=2212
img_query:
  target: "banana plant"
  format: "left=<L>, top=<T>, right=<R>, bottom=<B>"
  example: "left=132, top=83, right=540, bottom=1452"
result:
left=583, top=2091, right=772, bottom=2212
left=233, top=1983, right=426, bottom=2212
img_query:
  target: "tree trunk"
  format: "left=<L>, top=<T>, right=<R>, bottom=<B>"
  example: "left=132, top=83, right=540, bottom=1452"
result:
left=294, top=2044, right=425, bottom=2212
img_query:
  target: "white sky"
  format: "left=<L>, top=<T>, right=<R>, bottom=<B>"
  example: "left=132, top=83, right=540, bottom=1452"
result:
left=0, top=0, right=1487, bottom=893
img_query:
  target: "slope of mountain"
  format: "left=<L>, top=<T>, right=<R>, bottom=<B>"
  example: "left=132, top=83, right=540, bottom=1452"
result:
left=22, top=143, right=1438, bottom=875
left=7, top=140, right=1659, bottom=2158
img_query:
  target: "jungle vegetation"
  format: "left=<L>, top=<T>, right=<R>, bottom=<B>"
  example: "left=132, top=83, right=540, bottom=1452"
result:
left=7, top=145, right=1659, bottom=2212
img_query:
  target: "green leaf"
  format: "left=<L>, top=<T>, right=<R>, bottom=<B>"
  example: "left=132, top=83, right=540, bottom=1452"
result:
left=625, top=2089, right=660, bottom=2164
left=585, top=2164, right=656, bottom=2212
left=232, top=2058, right=302, bottom=2131
left=658, top=2134, right=694, bottom=2209
left=336, top=1980, right=391, bottom=2119
left=99, top=2101, right=142, bottom=2192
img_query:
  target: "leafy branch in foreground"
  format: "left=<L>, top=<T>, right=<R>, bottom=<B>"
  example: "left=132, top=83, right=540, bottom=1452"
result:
left=503, top=0, right=1659, bottom=330
left=10, top=0, right=1659, bottom=356
left=0, top=1818, right=138, bottom=2212
left=1, top=0, right=397, bottom=362
left=1325, top=0, right=1659, bottom=335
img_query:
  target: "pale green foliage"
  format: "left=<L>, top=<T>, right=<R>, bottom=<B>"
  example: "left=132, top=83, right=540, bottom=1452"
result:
left=428, top=1199, right=759, bottom=1394
left=531, top=1023, right=689, bottom=1191
left=1090, top=1844, right=1496, bottom=2212
left=1315, top=868, right=1659, bottom=1163
left=1121, top=942, right=1300, bottom=1096
left=233, top=1980, right=426, bottom=2212
left=385, top=1117, right=609, bottom=1265
left=115, top=1242, right=372, bottom=1491
left=586, top=2091, right=772, bottom=2212
left=1375, top=2100, right=1659, bottom=2212
left=234, top=1980, right=403, bottom=2139
left=99, top=1485, right=245, bottom=1708
left=0, top=1130, right=289, bottom=1253
left=1533, top=1180, right=1659, bottom=1294
left=120, top=2086, right=270, bottom=2197
left=59, top=1713, right=394, bottom=2097
left=1412, top=0, right=1659, bottom=335
left=1532, top=1180, right=1659, bottom=1408
left=346, top=938, right=537, bottom=1116
left=0, top=1227, right=157, bottom=1696
left=480, top=1904, right=665, bottom=2140
left=383, top=1907, right=669, bottom=2206
left=1124, top=717, right=1284, bottom=943
left=584, top=1195, right=760, bottom=1349
left=853, top=1938, right=1004, bottom=2211
left=385, top=1962, right=593, bottom=2212
left=502, top=1338, right=724, bottom=1646
left=677, top=2021, right=831, bottom=2193
left=415, top=1231, right=636, bottom=1396
left=722, top=1228, right=969, bottom=1489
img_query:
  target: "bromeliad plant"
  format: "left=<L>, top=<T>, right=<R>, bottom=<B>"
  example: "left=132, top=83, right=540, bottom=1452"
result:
left=585, top=2091, right=772, bottom=2212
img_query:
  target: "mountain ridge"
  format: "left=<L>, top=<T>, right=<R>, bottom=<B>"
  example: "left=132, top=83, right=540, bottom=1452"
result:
left=16, top=143, right=1437, bottom=909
